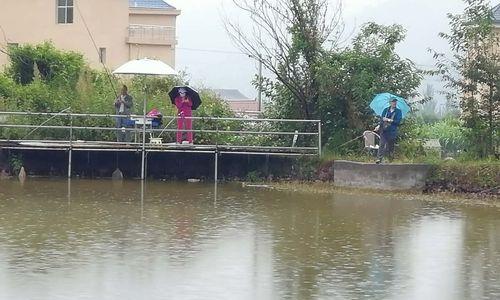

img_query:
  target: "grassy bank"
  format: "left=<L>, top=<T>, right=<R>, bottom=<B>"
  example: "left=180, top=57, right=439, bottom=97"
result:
left=285, top=158, right=500, bottom=196
left=255, top=181, right=500, bottom=207
left=424, top=160, right=499, bottom=195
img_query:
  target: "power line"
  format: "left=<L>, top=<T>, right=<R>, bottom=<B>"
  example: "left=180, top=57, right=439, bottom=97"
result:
left=176, top=46, right=247, bottom=55
left=176, top=46, right=440, bottom=68
left=0, top=24, right=8, bottom=45
left=75, top=2, right=117, bottom=98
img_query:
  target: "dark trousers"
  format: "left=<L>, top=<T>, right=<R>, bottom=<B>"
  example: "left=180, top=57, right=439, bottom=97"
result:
left=116, top=116, right=131, bottom=142
left=377, top=132, right=395, bottom=161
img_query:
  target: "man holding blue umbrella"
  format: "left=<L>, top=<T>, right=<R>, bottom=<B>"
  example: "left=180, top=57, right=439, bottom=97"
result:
left=371, top=95, right=405, bottom=163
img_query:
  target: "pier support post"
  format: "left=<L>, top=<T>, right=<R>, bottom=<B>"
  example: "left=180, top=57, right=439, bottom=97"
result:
left=141, top=97, right=146, bottom=180
left=214, top=151, right=218, bottom=194
left=68, top=113, right=73, bottom=179
left=141, top=150, right=145, bottom=180
left=67, top=149, right=72, bottom=178
left=318, top=120, right=322, bottom=157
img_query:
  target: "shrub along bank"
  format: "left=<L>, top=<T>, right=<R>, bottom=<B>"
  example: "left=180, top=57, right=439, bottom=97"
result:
left=309, top=159, right=499, bottom=196
left=231, top=157, right=499, bottom=196
left=423, top=161, right=499, bottom=195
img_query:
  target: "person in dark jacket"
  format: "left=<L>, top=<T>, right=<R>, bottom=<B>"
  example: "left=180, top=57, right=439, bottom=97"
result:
left=114, top=85, right=133, bottom=142
left=374, top=98, right=402, bottom=163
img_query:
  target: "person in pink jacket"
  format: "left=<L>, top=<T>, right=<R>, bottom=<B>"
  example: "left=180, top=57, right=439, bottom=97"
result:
left=174, top=88, right=193, bottom=144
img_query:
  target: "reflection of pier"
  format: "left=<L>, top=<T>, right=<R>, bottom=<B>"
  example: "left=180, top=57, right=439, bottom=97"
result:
left=0, top=111, right=321, bottom=180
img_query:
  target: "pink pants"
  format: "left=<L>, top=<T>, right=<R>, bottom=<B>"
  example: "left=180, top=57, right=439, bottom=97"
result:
left=177, top=115, right=193, bottom=143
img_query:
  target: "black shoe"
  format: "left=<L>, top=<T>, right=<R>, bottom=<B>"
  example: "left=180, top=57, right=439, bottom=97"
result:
left=375, top=159, right=381, bottom=164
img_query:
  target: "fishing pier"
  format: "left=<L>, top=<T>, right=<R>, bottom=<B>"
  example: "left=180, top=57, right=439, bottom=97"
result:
left=0, top=111, right=321, bottom=180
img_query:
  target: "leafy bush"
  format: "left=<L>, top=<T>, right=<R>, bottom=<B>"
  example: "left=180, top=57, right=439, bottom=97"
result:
left=7, top=42, right=84, bottom=87
left=419, top=117, right=470, bottom=156
left=8, top=153, right=23, bottom=175
left=426, top=160, right=500, bottom=193
left=0, top=43, right=239, bottom=144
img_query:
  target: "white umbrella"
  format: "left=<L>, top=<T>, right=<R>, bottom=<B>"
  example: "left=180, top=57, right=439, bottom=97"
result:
left=112, top=58, right=176, bottom=76
left=112, top=58, right=177, bottom=180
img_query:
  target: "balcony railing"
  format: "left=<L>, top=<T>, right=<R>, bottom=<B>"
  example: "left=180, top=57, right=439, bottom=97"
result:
left=127, top=24, right=176, bottom=45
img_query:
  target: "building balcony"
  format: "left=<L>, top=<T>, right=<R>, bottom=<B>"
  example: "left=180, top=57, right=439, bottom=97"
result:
left=126, top=24, right=176, bottom=46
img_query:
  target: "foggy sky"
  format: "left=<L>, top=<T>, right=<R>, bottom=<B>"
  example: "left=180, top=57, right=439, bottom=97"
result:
left=166, top=0, right=495, bottom=99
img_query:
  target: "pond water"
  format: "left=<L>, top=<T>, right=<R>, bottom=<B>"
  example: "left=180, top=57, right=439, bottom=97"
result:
left=0, top=179, right=499, bottom=300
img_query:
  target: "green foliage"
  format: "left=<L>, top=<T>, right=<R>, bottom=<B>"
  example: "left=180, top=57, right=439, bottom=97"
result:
left=125, top=78, right=237, bottom=145
left=231, top=2, right=422, bottom=152
left=397, top=118, right=428, bottom=161
left=245, top=170, right=262, bottom=182
left=289, top=156, right=320, bottom=181
left=317, top=23, right=422, bottom=154
left=261, top=22, right=422, bottom=153
left=427, top=160, right=500, bottom=192
left=0, top=74, right=15, bottom=109
left=431, top=0, right=500, bottom=157
left=7, top=44, right=35, bottom=85
left=236, top=0, right=334, bottom=123
left=7, top=42, right=84, bottom=87
left=397, top=117, right=471, bottom=161
left=8, top=153, right=23, bottom=175
left=184, top=90, right=237, bottom=145
left=421, top=117, right=470, bottom=155
left=0, top=44, right=238, bottom=144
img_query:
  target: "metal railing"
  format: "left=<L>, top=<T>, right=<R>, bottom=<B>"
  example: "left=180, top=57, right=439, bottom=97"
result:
left=0, top=111, right=321, bottom=155
left=0, top=110, right=321, bottom=180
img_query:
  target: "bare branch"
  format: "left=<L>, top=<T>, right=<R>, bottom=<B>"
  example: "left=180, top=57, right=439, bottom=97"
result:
left=223, top=0, right=343, bottom=119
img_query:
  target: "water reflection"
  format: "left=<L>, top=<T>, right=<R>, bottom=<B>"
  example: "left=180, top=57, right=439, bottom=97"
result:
left=392, top=215, right=464, bottom=300
left=0, top=179, right=499, bottom=299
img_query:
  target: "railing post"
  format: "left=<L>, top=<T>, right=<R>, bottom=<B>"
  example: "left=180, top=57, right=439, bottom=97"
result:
left=318, top=120, right=322, bottom=157
left=141, top=98, right=146, bottom=180
left=67, top=112, right=73, bottom=178
left=215, top=121, right=219, bottom=147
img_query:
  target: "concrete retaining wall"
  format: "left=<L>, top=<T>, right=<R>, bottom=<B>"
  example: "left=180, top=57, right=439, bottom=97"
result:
left=333, top=160, right=432, bottom=191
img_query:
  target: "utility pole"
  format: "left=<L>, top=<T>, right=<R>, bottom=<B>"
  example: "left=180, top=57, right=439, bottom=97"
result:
left=257, top=56, right=263, bottom=112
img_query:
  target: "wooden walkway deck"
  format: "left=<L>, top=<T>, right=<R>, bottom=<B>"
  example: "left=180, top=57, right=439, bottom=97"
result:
left=0, top=140, right=317, bottom=156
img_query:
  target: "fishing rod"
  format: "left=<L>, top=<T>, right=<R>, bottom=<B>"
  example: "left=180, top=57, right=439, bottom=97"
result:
left=75, top=2, right=117, bottom=99
left=337, top=134, right=364, bottom=149
left=23, top=107, right=71, bottom=139
left=156, top=116, right=177, bottom=138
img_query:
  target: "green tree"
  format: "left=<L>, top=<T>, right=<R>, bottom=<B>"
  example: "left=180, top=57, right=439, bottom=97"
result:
left=0, top=42, right=237, bottom=144
left=318, top=23, right=422, bottom=150
left=225, top=0, right=342, bottom=121
left=226, top=1, right=422, bottom=150
left=7, top=42, right=84, bottom=87
left=431, top=0, right=499, bottom=157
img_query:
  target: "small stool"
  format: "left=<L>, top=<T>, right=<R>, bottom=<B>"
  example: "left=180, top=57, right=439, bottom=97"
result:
left=150, top=137, right=163, bottom=144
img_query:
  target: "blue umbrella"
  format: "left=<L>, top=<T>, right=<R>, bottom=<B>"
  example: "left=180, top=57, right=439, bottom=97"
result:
left=369, top=92, right=411, bottom=118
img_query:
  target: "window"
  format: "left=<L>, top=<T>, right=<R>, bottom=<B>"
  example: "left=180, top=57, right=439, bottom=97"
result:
left=57, top=0, right=74, bottom=24
left=99, top=48, right=106, bottom=64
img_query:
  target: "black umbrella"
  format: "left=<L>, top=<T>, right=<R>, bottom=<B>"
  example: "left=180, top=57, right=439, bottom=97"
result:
left=168, top=86, right=202, bottom=110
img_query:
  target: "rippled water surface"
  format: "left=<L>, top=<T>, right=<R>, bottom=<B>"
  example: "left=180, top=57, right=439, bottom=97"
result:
left=0, top=179, right=499, bottom=300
